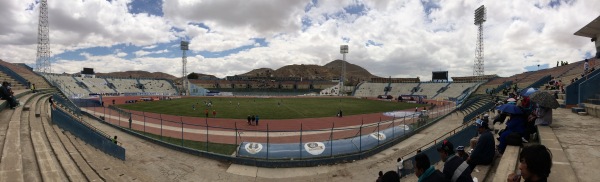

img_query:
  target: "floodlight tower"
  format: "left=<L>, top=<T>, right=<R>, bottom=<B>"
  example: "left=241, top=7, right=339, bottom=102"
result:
left=36, top=0, right=51, bottom=73
left=181, top=40, right=189, bottom=95
left=474, top=5, right=486, bottom=81
left=340, top=45, right=349, bottom=96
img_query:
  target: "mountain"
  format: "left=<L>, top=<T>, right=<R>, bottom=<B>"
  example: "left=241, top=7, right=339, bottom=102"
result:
left=95, top=71, right=178, bottom=80
left=240, top=60, right=378, bottom=83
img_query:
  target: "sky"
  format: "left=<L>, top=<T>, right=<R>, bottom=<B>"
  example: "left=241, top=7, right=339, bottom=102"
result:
left=0, top=0, right=598, bottom=81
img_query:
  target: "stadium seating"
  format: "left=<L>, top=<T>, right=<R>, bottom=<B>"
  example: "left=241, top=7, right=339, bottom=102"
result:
left=0, top=59, right=51, bottom=89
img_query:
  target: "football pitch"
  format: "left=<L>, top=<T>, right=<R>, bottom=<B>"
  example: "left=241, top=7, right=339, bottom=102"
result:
left=117, top=97, right=424, bottom=119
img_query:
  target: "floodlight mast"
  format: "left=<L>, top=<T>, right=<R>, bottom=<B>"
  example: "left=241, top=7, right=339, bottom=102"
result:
left=474, top=5, right=486, bottom=81
left=181, top=40, right=189, bottom=95
left=36, top=0, right=51, bottom=73
left=340, top=45, right=349, bottom=96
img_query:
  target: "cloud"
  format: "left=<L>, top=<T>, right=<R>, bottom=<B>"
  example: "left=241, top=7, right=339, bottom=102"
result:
left=1, top=0, right=599, bottom=81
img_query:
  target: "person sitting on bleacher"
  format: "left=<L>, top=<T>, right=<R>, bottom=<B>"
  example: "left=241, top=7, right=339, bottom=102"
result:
left=437, top=140, right=473, bottom=182
left=507, top=144, right=552, bottom=182
left=497, top=113, right=527, bottom=154
left=467, top=119, right=495, bottom=171
left=0, top=81, right=19, bottom=109
left=414, top=153, right=448, bottom=182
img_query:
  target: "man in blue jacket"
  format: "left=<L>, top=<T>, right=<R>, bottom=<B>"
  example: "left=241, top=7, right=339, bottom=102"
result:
left=437, top=140, right=473, bottom=182
left=467, top=119, right=495, bottom=171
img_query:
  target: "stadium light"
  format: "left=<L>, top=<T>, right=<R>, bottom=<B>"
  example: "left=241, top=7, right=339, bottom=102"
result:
left=474, top=5, right=486, bottom=25
left=339, top=45, right=348, bottom=96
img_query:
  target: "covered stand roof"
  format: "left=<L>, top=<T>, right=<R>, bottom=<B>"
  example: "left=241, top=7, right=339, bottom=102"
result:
left=574, top=15, right=600, bottom=38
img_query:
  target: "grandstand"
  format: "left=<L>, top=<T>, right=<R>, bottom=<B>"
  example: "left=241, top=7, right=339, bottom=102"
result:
left=0, top=59, right=51, bottom=90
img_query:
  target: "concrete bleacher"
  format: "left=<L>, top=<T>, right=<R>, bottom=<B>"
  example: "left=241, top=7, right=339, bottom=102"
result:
left=74, top=77, right=114, bottom=94
left=387, top=82, right=419, bottom=97
left=0, top=59, right=51, bottom=89
left=0, top=72, right=27, bottom=90
left=537, top=126, right=578, bottom=182
left=436, top=82, right=478, bottom=100
left=413, top=82, right=446, bottom=98
left=353, top=82, right=387, bottom=97
left=138, top=79, right=177, bottom=95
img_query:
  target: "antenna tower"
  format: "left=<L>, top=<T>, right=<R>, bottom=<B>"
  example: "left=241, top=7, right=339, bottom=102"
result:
left=474, top=5, right=486, bottom=81
left=36, top=0, right=51, bottom=73
left=181, top=40, right=189, bottom=95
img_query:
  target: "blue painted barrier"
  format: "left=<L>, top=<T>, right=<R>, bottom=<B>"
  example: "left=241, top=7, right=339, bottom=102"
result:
left=51, top=108, right=126, bottom=160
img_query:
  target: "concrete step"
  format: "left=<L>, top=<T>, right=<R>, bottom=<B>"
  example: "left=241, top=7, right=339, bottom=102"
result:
left=537, top=126, right=578, bottom=182
left=0, top=93, right=33, bottom=182
left=38, top=96, right=89, bottom=181
left=48, top=124, right=103, bottom=182
left=571, top=107, right=585, bottom=113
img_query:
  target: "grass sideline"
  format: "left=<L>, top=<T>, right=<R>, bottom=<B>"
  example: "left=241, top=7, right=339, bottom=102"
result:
left=138, top=131, right=238, bottom=155
left=118, top=97, right=424, bottom=119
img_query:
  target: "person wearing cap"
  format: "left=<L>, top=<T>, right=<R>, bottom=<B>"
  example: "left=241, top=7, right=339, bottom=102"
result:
left=437, top=140, right=473, bottom=182
left=456, top=146, right=469, bottom=162
left=467, top=119, right=495, bottom=171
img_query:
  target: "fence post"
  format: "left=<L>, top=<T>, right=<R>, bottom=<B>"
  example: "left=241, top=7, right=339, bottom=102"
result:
left=205, top=117, right=208, bottom=152
left=392, top=118, right=395, bottom=139
left=377, top=121, right=380, bottom=146
left=235, top=122, right=238, bottom=146
left=160, top=114, right=163, bottom=141
left=267, top=124, right=269, bottom=160
left=330, top=122, right=334, bottom=157
left=143, top=112, right=146, bottom=133
left=359, top=119, right=363, bottom=153
left=181, top=117, right=184, bottom=147
left=300, top=123, right=303, bottom=159
left=109, top=108, right=112, bottom=124
left=118, top=110, right=121, bottom=127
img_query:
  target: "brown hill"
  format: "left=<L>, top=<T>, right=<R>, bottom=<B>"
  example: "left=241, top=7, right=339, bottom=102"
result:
left=241, top=60, right=378, bottom=83
left=95, top=71, right=178, bottom=80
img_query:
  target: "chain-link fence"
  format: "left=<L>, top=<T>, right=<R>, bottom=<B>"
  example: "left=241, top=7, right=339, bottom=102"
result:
left=81, top=102, right=455, bottom=160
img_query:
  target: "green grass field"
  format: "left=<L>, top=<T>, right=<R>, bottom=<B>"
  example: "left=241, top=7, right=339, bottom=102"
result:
left=118, top=97, right=424, bottom=119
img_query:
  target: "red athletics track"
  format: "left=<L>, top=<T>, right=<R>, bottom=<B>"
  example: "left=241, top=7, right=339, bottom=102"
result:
left=89, top=96, right=455, bottom=144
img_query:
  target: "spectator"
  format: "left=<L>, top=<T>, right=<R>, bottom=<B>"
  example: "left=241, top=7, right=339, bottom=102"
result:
left=381, top=171, right=400, bottom=182
left=584, top=59, right=590, bottom=75
left=31, top=83, right=36, bottom=93
left=112, top=136, right=118, bottom=144
left=437, top=140, right=473, bottom=182
left=414, top=153, right=447, bottom=182
left=497, top=113, right=526, bottom=154
left=376, top=171, right=383, bottom=182
left=246, top=115, right=251, bottom=125
left=396, top=157, right=404, bottom=178
left=507, top=145, right=552, bottom=182
left=467, top=119, right=495, bottom=170
left=255, top=115, right=259, bottom=125
left=212, top=110, right=217, bottom=118
left=49, top=96, right=55, bottom=109
left=456, top=146, right=469, bottom=162
left=0, top=82, right=19, bottom=109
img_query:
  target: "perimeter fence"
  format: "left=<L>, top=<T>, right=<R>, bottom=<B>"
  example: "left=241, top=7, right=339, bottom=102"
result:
left=80, top=101, right=456, bottom=165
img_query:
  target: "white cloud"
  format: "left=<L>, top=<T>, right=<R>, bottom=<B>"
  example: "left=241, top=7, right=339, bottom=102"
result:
left=116, top=52, right=128, bottom=57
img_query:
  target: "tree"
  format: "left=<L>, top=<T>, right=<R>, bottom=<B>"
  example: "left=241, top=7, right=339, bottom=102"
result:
left=187, top=72, right=199, bottom=79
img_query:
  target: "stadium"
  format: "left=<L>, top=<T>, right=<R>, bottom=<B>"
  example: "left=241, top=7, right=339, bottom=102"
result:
left=1, top=1, right=600, bottom=182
